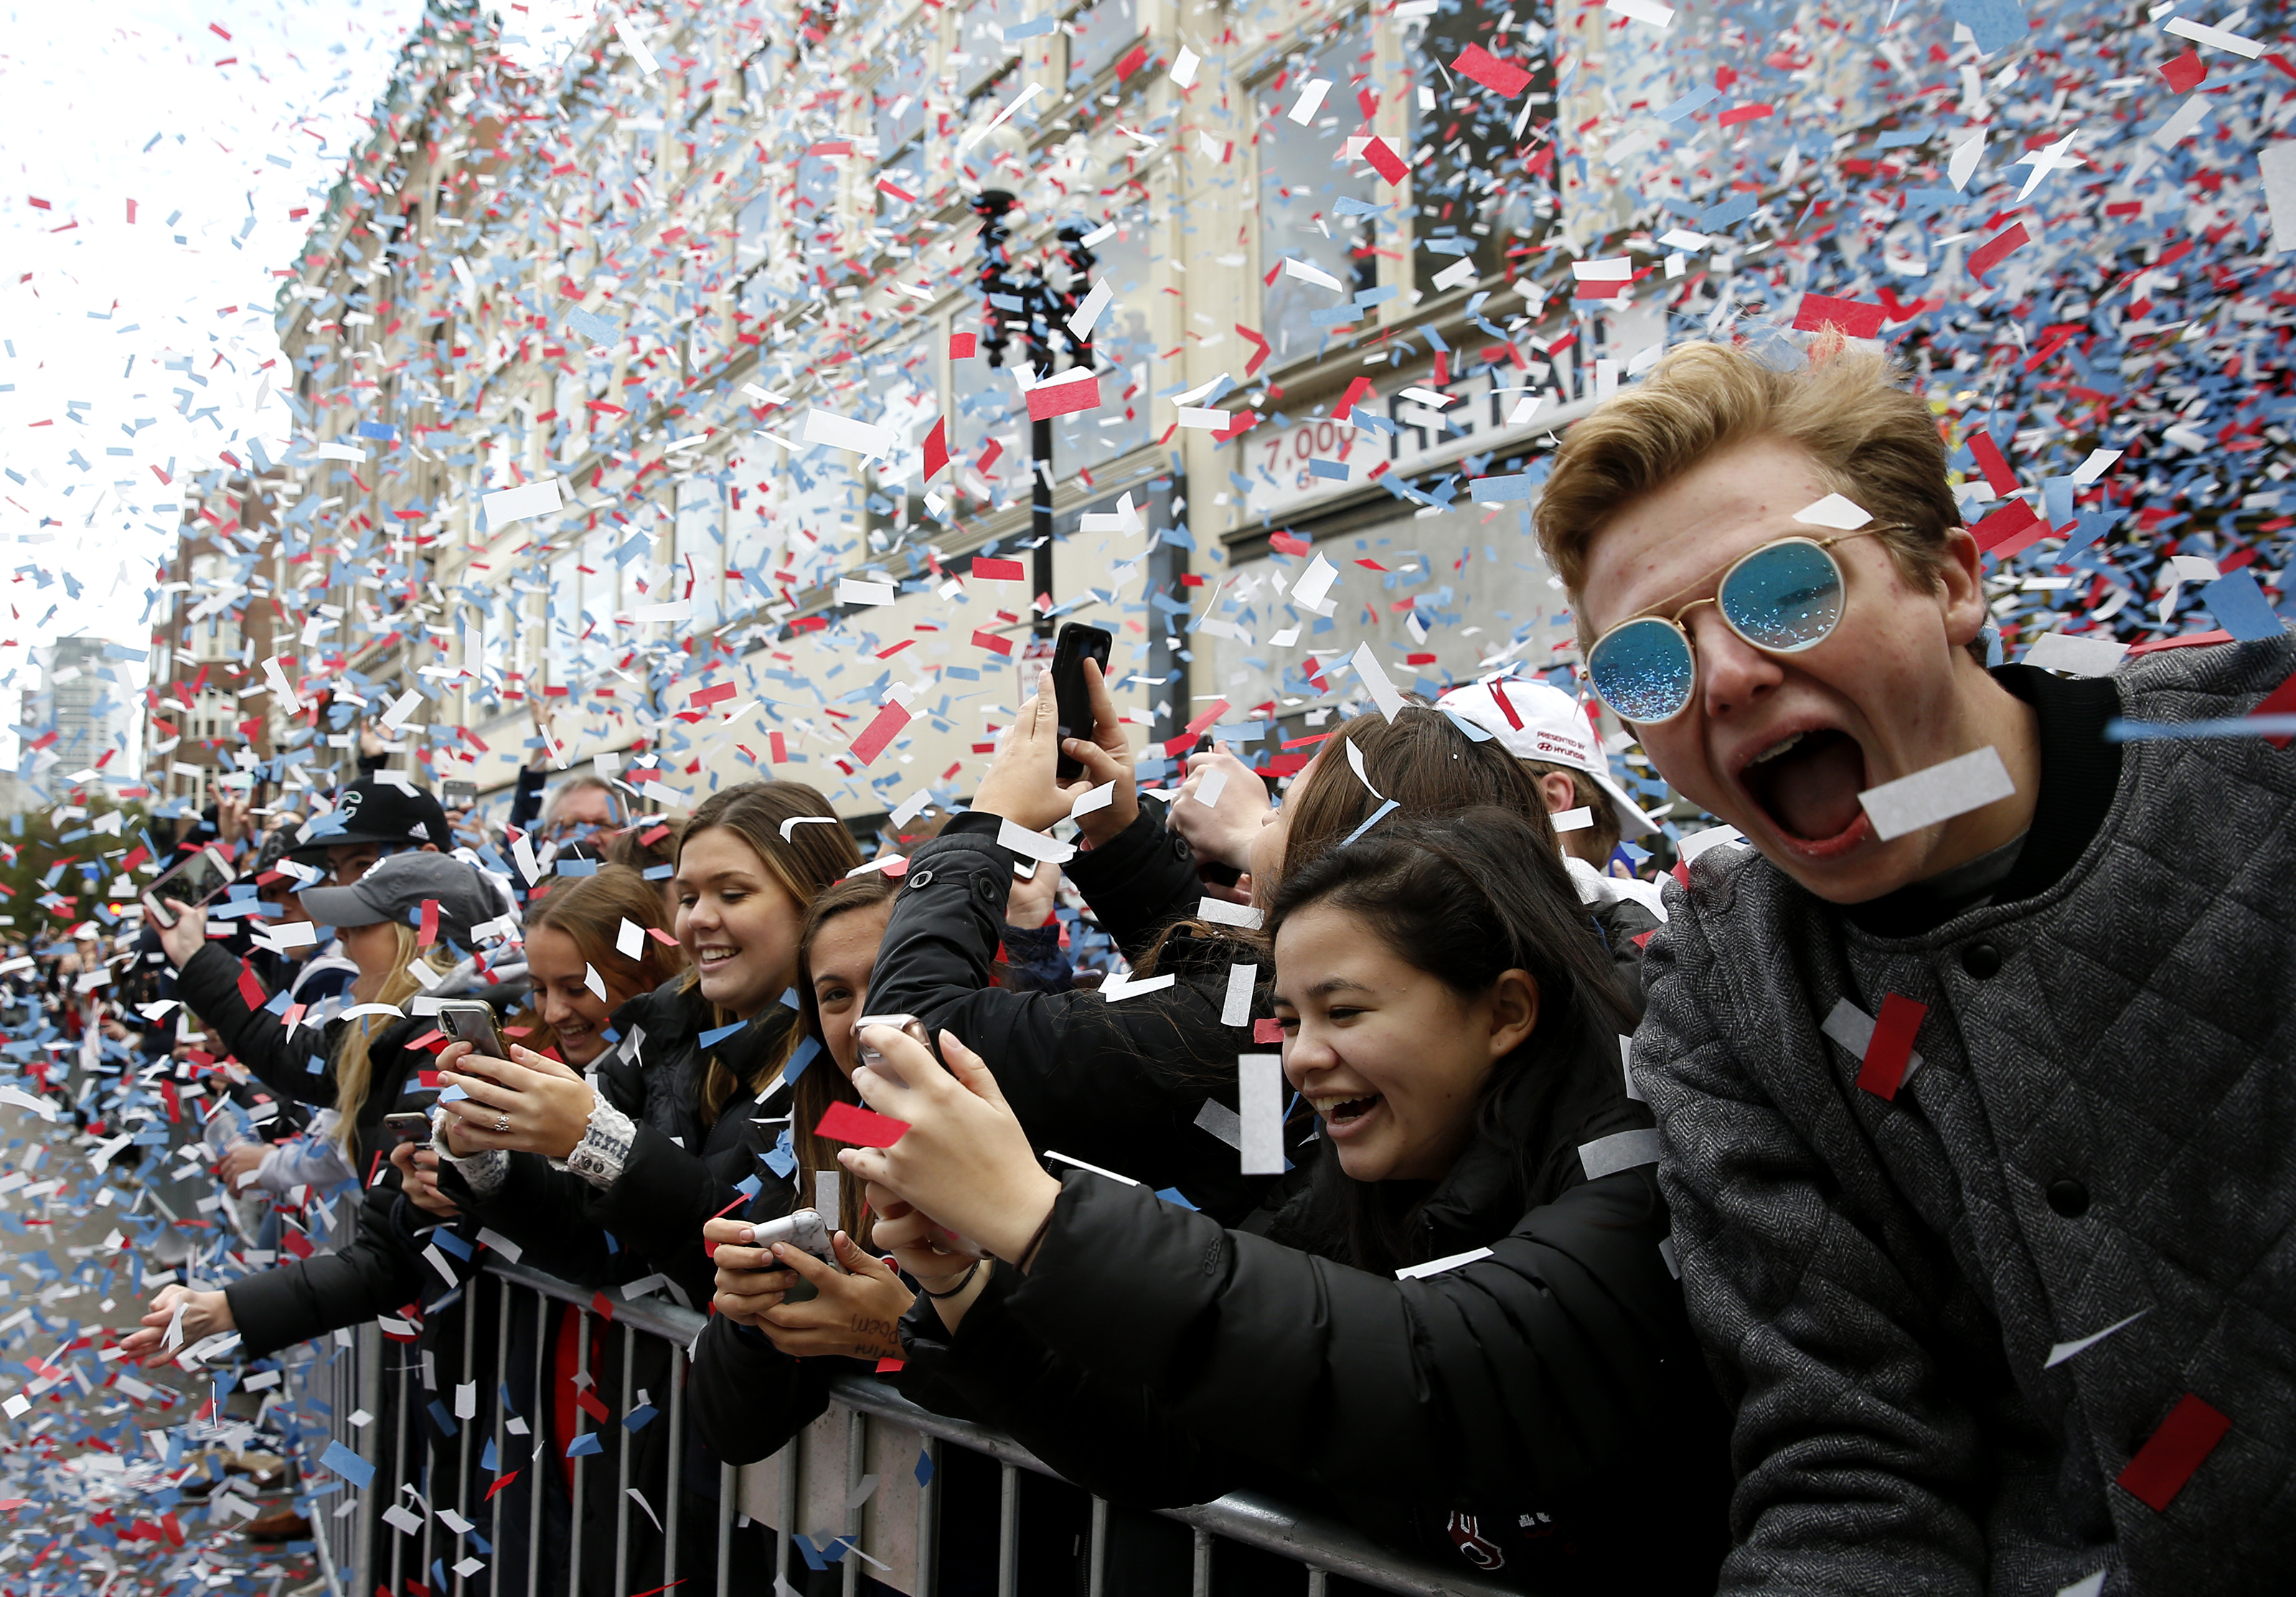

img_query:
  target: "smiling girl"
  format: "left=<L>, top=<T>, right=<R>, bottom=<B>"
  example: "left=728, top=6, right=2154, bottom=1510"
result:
left=432, top=783, right=859, bottom=1307
left=842, top=810, right=1731, bottom=1593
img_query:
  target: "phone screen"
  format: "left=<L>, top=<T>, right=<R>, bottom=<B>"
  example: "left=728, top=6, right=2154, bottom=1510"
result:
left=1050, top=623, right=1114, bottom=781
left=441, top=780, right=477, bottom=808
left=149, top=848, right=232, bottom=910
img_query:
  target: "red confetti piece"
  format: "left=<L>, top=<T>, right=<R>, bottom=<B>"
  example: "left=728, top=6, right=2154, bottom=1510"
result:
left=2160, top=48, right=2206, bottom=92
left=1361, top=137, right=1408, bottom=184
left=815, top=1099, right=911, bottom=1149
left=922, top=416, right=949, bottom=482
left=2117, top=1393, right=2230, bottom=1512
left=971, top=628, right=1013, bottom=656
left=689, top=680, right=738, bottom=707
left=971, top=555, right=1025, bottom=580
left=1967, top=430, right=2020, bottom=498
left=1252, top=1017, right=1285, bottom=1043
left=1856, top=994, right=1927, bottom=1101
left=1718, top=103, right=1775, bottom=127
left=849, top=699, right=911, bottom=767
left=1452, top=44, right=1532, bottom=98
left=2249, top=667, right=2296, bottom=750
left=1794, top=293, right=1886, bottom=339
left=417, top=898, right=439, bottom=948
left=1269, top=531, right=1312, bottom=556
left=949, top=331, right=977, bottom=359
left=1966, top=222, right=2030, bottom=280
left=1972, top=499, right=2046, bottom=560
left=1025, top=372, right=1101, bottom=420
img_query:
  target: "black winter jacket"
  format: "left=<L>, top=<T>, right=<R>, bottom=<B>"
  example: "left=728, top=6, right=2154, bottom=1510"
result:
left=898, top=1027, right=1731, bottom=1594
left=868, top=804, right=1301, bottom=1221
left=174, top=941, right=436, bottom=1174
left=436, top=976, right=791, bottom=1306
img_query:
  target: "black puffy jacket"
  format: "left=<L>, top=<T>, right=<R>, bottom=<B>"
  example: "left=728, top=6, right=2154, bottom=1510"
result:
left=437, top=975, right=791, bottom=1306
left=867, top=804, right=1304, bottom=1221
left=897, top=1026, right=1732, bottom=1594
left=174, top=941, right=456, bottom=1174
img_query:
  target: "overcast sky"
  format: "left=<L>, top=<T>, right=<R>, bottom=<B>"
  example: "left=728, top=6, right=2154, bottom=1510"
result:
left=0, top=0, right=429, bottom=697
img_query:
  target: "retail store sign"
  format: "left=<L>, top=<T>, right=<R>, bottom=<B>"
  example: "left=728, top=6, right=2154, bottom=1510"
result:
left=1238, top=365, right=1585, bottom=519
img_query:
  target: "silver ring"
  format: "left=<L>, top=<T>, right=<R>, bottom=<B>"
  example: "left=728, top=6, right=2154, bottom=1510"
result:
left=494, top=1113, right=509, bottom=1134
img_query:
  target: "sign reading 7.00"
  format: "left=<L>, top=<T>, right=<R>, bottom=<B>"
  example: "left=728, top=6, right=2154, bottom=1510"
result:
left=1239, top=360, right=1559, bottom=519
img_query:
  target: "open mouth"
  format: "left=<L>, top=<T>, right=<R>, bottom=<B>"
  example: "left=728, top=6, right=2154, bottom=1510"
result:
left=697, top=946, right=741, bottom=971
left=1315, top=1093, right=1382, bottom=1129
left=1738, top=727, right=1872, bottom=849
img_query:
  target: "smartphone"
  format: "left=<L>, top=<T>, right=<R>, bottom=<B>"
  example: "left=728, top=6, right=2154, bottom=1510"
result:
left=436, top=1000, right=510, bottom=1068
left=852, top=1013, right=936, bottom=1090
left=141, top=846, right=235, bottom=929
left=1049, top=622, right=1113, bottom=781
left=441, top=780, right=476, bottom=809
left=748, top=1207, right=837, bottom=1302
left=381, top=1111, right=433, bottom=1150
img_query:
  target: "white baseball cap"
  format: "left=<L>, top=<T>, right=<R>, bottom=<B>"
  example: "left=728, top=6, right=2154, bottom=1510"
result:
left=1437, top=679, right=1661, bottom=838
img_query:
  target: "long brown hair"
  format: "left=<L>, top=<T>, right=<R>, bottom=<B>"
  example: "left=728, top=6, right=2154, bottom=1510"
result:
left=789, top=870, right=901, bottom=1244
left=1139, top=700, right=1556, bottom=990
left=524, top=863, right=689, bottom=999
left=676, top=782, right=863, bottom=1119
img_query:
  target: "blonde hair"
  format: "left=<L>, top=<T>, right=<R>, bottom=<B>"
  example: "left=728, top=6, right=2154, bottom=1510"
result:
left=331, top=922, right=456, bottom=1149
left=1535, top=336, right=1960, bottom=651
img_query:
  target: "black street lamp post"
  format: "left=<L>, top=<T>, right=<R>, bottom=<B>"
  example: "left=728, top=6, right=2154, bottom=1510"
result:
left=971, top=189, right=1096, bottom=639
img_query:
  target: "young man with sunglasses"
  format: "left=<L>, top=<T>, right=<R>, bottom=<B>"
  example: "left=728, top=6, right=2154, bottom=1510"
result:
left=1539, top=337, right=2296, bottom=1595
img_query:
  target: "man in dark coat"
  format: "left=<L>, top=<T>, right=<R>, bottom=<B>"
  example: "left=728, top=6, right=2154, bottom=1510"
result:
left=1537, top=336, right=2296, bottom=1596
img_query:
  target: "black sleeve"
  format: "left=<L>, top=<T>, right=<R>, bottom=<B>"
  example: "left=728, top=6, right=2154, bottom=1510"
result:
left=1057, top=799, right=1205, bottom=962
left=223, top=1186, right=427, bottom=1359
left=896, top=1266, right=1250, bottom=1510
left=684, top=1313, right=842, bottom=1466
left=579, top=1125, right=753, bottom=1308
left=172, top=943, right=337, bottom=1107
left=507, top=765, right=547, bottom=837
left=867, top=826, right=1269, bottom=1213
left=1003, top=1168, right=1712, bottom=1511
left=435, top=1154, right=626, bottom=1290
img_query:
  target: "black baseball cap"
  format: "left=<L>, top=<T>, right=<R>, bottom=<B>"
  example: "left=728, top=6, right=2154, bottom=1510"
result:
left=296, top=776, right=452, bottom=857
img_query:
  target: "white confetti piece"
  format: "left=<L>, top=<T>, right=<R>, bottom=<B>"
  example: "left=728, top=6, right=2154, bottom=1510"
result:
left=1792, top=493, right=1871, bottom=530
left=1858, top=747, right=2018, bottom=842
left=1238, top=1055, right=1286, bottom=1176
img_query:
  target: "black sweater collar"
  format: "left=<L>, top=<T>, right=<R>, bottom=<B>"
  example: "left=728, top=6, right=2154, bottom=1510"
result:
left=1846, top=662, right=2123, bottom=938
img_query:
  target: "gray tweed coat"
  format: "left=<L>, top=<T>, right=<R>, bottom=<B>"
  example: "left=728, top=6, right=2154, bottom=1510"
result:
left=1636, top=635, right=2296, bottom=1596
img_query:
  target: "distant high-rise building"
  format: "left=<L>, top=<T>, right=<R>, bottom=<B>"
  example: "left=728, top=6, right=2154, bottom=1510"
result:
left=22, top=638, right=138, bottom=791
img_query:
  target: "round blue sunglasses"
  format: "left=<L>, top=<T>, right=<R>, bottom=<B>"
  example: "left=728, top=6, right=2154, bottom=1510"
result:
left=1586, top=529, right=1906, bottom=725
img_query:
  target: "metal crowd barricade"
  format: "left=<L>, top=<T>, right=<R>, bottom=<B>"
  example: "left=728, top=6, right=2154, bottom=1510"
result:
left=306, top=1258, right=1526, bottom=1597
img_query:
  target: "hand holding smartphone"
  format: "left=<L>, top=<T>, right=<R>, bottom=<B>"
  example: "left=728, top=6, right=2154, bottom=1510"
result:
left=141, top=847, right=235, bottom=930
left=1049, top=623, right=1114, bottom=781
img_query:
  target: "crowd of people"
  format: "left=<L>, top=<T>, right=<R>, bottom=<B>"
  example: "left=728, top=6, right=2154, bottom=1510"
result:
left=103, top=339, right=2293, bottom=1594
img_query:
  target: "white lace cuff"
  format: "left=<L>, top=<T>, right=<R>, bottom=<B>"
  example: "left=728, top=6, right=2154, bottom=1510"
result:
left=561, top=1096, right=638, bottom=1191
left=436, top=1138, right=510, bottom=1200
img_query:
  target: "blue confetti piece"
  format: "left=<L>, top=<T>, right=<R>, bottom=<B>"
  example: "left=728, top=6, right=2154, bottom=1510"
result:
left=1655, top=85, right=1718, bottom=123
left=426, top=1399, right=458, bottom=1438
left=1307, top=459, right=1349, bottom=480
left=430, top=1228, right=472, bottom=1260
left=764, top=1126, right=797, bottom=1179
left=480, top=1437, right=499, bottom=1473
left=784, top=1033, right=822, bottom=1086
left=566, top=1431, right=604, bottom=1458
left=1153, top=1187, right=1199, bottom=1210
left=437, top=1085, right=469, bottom=1103
left=735, top=1173, right=763, bottom=1200
left=1002, top=14, right=1056, bottom=38
left=697, top=1021, right=746, bottom=1047
left=2201, top=570, right=2285, bottom=641
left=914, top=1448, right=935, bottom=1487
left=2107, top=714, right=2296, bottom=742
left=1947, top=0, right=2026, bottom=56
left=354, top=420, right=398, bottom=443
left=1469, top=473, right=1535, bottom=504
left=566, top=308, right=619, bottom=344
left=319, top=1440, right=374, bottom=1489
left=624, top=1403, right=657, bottom=1432
left=1696, top=192, right=1759, bottom=232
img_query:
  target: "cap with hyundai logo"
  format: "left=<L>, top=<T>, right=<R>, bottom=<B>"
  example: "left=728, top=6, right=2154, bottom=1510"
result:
left=295, top=852, right=499, bottom=949
left=1437, top=679, right=1660, bottom=838
left=293, top=776, right=452, bottom=859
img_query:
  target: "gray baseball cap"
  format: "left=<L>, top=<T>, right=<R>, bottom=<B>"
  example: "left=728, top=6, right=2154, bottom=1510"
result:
left=296, top=851, right=499, bottom=948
